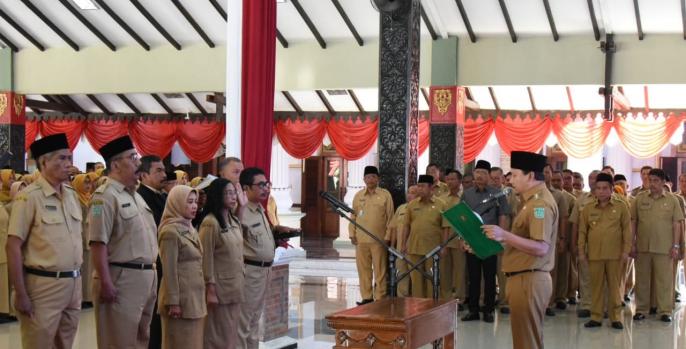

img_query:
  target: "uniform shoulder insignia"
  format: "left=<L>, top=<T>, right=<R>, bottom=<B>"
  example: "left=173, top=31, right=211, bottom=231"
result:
left=64, top=184, right=75, bottom=191
left=95, top=183, right=108, bottom=194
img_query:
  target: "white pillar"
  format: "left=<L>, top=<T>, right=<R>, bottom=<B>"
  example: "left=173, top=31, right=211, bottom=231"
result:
left=225, top=0, right=242, bottom=158
left=270, top=137, right=293, bottom=211
left=344, top=144, right=377, bottom=206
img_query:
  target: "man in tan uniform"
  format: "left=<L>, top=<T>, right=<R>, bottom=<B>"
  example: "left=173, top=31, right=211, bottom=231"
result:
left=578, top=173, right=631, bottom=329
left=401, top=175, right=450, bottom=298
left=387, top=185, right=417, bottom=297
left=630, top=166, right=652, bottom=198
left=237, top=167, right=299, bottom=349
left=570, top=170, right=600, bottom=317
left=483, top=151, right=558, bottom=349
left=572, top=172, right=586, bottom=198
left=631, top=168, right=683, bottom=322
left=427, top=163, right=449, bottom=197
left=543, top=165, right=569, bottom=316
left=439, top=169, right=466, bottom=304
left=492, top=166, right=519, bottom=314
left=0, top=202, right=10, bottom=322
left=349, top=166, right=394, bottom=304
left=6, top=134, right=83, bottom=348
left=89, top=136, right=159, bottom=348
left=562, top=170, right=579, bottom=304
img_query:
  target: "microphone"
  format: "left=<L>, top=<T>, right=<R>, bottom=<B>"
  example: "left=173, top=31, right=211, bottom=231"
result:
left=319, top=191, right=354, bottom=214
left=480, top=187, right=513, bottom=205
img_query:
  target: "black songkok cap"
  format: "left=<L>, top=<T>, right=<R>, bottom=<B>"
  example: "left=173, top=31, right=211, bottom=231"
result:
left=98, top=136, right=134, bottom=161
left=364, top=166, right=379, bottom=176
left=30, top=133, right=69, bottom=160
left=418, top=175, right=434, bottom=184
left=165, top=171, right=177, bottom=182
left=596, top=173, right=614, bottom=185
left=475, top=160, right=491, bottom=171
left=510, top=151, right=547, bottom=172
left=613, top=174, right=627, bottom=182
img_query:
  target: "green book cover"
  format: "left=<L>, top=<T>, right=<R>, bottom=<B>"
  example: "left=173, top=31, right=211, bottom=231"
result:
left=442, top=202, right=504, bottom=260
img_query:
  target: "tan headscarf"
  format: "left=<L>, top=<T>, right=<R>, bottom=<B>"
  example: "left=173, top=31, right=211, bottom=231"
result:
left=158, top=185, right=197, bottom=234
left=72, top=174, right=92, bottom=207
left=174, top=170, right=189, bottom=185
left=189, top=176, right=203, bottom=188
left=0, top=169, right=15, bottom=203
left=9, top=181, right=26, bottom=200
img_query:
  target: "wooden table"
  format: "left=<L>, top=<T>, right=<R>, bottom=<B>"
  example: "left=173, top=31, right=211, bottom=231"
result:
left=326, top=297, right=457, bottom=349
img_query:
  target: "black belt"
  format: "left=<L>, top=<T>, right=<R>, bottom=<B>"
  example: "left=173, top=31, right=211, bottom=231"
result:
left=110, top=262, right=155, bottom=270
left=244, top=259, right=273, bottom=268
left=25, top=267, right=81, bottom=279
left=505, top=269, right=544, bottom=278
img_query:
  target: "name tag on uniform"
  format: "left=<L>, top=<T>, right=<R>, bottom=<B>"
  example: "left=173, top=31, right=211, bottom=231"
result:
left=122, top=203, right=131, bottom=208
left=250, top=222, right=261, bottom=228
left=44, top=205, right=57, bottom=211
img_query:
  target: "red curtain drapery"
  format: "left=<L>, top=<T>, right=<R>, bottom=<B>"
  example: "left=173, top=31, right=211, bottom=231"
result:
left=463, top=118, right=495, bottom=163
left=241, top=0, right=277, bottom=178
left=128, top=121, right=177, bottom=159
left=327, top=118, right=379, bottom=161
left=418, top=118, right=429, bottom=156
left=24, top=120, right=39, bottom=150
left=613, top=113, right=686, bottom=158
left=551, top=115, right=613, bottom=159
left=39, top=119, right=86, bottom=151
left=494, top=116, right=552, bottom=155
left=84, top=120, right=130, bottom=151
left=274, top=119, right=327, bottom=159
left=177, top=121, right=227, bottom=163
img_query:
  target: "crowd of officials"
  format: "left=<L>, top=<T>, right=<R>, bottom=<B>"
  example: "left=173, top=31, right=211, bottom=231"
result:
left=0, top=133, right=299, bottom=349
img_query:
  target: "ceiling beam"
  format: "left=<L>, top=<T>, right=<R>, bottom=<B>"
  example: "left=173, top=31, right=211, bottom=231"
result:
left=59, top=95, right=88, bottom=115
left=602, top=34, right=615, bottom=120
left=276, top=29, right=289, bottom=48
left=454, top=0, right=476, bottom=43
left=566, top=86, right=575, bottom=112
left=331, top=0, right=363, bottom=46
left=527, top=86, right=537, bottom=111
left=87, top=94, right=112, bottom=115
left=488, top=87, right=500, bottom=111
left=282, top=91, right=303, bottom=115
left=465, top=87, right=473, bottom=101
left=682, top=0, right=686, bottom=40
left=94, top=0, right=150, bottom=51
left=213, top=92, right=224, bottom=120
left=171, top=0, right=214, bottom=48
left=21, top=0, right=79, bottom=51
left=419, top=3, right=438, bottom=41
left=585, top=0, right=600, bottom=41
left=151, top=94, right=174, bottom=114
left=315, top=90, right=335, bottom=115
left=0, top=7, right=44, bottom=51
left=347, top=89, right=365, bottom=114
left=421, top=88, right=430, bottom=106
left=0, top=30, right=18, bottom=52
left=209, top=0, right=226, bottom=20
left=542, top=0, right=559, bottom=42
left=186, top=93, right=208, bottom=116
left=291, top=0, right=326, bottom=49
left=59, top=0, right=116, bottom=51
left=117, top=94, right=141, bottom=114
left=26, top=99, right=74, bottom=112
left=632, top=0, right=644, bottom=40
left=130, top=0, right=181, bottom=50
left=497, top=0, right=517, bottom=43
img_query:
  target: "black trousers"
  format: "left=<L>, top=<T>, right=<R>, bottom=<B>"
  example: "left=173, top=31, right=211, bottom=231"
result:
left=466, top=253, right=497, bottom=314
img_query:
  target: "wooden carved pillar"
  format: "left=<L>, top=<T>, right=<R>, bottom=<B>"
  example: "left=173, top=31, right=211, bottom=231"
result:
left=0, top=92, right=26, bottom=170
left=377, top=0, right=421, bottom=207
left=429, top=86, right=465, bottom=172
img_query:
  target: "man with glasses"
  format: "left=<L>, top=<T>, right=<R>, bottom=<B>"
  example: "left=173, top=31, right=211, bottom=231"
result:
left=89, top=136, right=159, bottom=348
left=237, top=167, right=300, bottom=349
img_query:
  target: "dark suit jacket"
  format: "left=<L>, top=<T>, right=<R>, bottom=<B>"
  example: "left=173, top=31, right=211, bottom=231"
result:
left=137, top=184, right=166, bottom=227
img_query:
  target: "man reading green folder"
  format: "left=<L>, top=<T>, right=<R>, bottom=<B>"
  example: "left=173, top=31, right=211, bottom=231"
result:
left=443, top=202, right=504, bottom=260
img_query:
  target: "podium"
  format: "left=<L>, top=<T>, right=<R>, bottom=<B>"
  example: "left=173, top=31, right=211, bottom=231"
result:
left=326, top=297, right=457, bottom=349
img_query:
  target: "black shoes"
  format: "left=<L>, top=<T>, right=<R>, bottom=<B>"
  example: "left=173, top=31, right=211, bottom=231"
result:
left=584, top=320, right=602, bottom=328
left=555, top=301, right=567, bottom=310
left=624, top=295, right=631, bottom=303
left=611, top=322, right=624, bottom=330
left=660, top=315, right=672, bottom=322
left=500, top=306, right=510, bottom=314
left=545, top=308, right=556, bottom=316
left=462, top=312, right=480, bottom=321
left=483, top=312, right=495, bottom=323
left=633, top=313, right=645, bottom=321
left=568, top=298, right=578, bottom=305
left=356, top=299, right=373, bottom=306
left=577, top=309, right=591, bottom=318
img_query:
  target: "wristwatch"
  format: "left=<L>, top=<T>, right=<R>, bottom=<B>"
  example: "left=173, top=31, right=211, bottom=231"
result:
left=673, top=244, right=680, bottom=249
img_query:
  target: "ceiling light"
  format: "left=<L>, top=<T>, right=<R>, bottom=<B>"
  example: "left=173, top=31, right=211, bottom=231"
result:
left=72, top=0, right=99, bottom=10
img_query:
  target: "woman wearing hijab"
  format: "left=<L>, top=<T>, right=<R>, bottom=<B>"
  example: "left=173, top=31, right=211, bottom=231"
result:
left=174, top=170, right=189, bottom=186
left=72, top=174, right=93, bottom=305
left=0, top=168, right=15, bottom=204
left=158, top=185, right=206, bottom=349
left=86, top=171, right=101, bottom=193
left=199, top=178, right=244, bottom=348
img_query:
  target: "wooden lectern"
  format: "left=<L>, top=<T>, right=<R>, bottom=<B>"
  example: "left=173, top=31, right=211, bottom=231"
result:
left=326, top=297, right=457, bottom=349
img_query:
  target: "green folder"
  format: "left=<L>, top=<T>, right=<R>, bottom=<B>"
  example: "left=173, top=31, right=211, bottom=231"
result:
left=442, top=202, right=504, bottom=260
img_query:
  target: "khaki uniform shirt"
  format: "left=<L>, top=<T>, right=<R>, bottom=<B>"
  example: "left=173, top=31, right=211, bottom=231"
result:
left=569, top=192, right=595, bottom=225
left=8, top=177, right=83, bottom=271
left=199, top=214, right=245, bottom=304
left=630, top=186, right=649, bottom=198
left=0, top=204, right=8, bottom=264
left=388, top=203, right=408, bottom=247
left=440, top=192, right=461, bottom=248
left=241, top=201, right=275, bottom=262
left=404, top=197, right=450, bottom=255
left=573, top=189, right=587, bottom=199
left=503, top=183, right=558, bottom=273
left=88, top=178, right=158, bottom=264
left=631, top=191, right=684, bottom=254
left=578, top=198, right=632, bottom=260
left=349, top=187, right=395, bottom=243
left=433, top=181, right=450, bottom=198
left=158, top=223, right=206, bottom=319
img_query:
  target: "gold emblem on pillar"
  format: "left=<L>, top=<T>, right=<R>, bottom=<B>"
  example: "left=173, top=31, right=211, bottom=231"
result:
left=0, top=94, right=7, bottom=116
left=433, top=89, right=452, bottom=115
left=13, top=94, right=24, bottom=115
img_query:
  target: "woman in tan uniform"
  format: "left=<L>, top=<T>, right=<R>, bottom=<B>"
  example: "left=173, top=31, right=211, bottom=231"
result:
left=158, top=185, right=206, bottom=349
left=72, top=174, right=93, bottom=305
left=199, top=178, right=245, bottom=348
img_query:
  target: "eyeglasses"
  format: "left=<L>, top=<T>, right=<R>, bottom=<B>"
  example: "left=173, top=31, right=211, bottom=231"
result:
left=251, top=181, right=272, bottom=189
left=115, top=153, right=139, bottom=162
